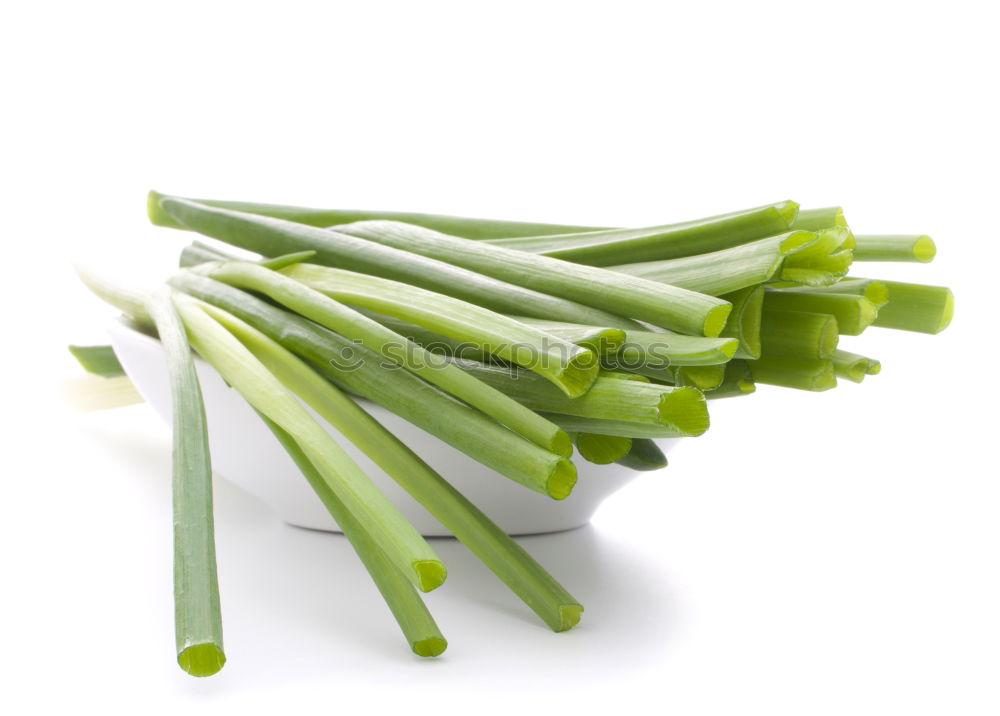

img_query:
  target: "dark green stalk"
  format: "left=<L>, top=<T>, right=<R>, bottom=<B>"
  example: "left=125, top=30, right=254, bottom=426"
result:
left=146, top=289, right=224, bottom=677
left=614, top=439, right=668, bottom=471
left=483, top=201, right=800, bottom=265
left=259, top=414, right=447, bottom=656
left=148, top=192, right=598, bottom=239
left=151, top=193, right=641, bottom=329
left=333, top=221, right=732, bottom=336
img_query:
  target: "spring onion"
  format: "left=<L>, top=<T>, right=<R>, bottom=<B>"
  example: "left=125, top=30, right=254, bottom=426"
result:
left=221, top=317, right=582, bottom=632
left=333, top=221, right=732, bottom=336
left=260, top=414, right=447, bottom=656
left=146, top=289, right=225, bottom=677
left=280, top=262, right=600, bottom=397
left=608, top=231, right=816, bottom=296
left=152, top=194, right=641, bottom=329
left=195, top=261, right=574, bottom=451
left=169, top=273, right=576, bottom=498
left=148, top=193, right=599, bottom=239
left=481, top=201, right=800, bottom=265
left=172, top=294, right=446, bottom=592
left=447, top=357, right=709, bottom=436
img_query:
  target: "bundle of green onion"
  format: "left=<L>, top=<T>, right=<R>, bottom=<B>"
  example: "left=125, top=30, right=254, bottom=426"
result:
left=71, top=192, right=953, bottom=677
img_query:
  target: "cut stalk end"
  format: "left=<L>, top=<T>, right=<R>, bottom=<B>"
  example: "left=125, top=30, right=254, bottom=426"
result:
left=547, top=459, right=578, bottom=500
left=776, top=200, right=801, bottom=227
left=177, top=643, right=226, bottom=677
left=913, top=235, right=937, bottom=262
left=703, top=303, right=733, bottom=338
left=412, top=637, right=448, bottom=657
left=552, top=430, right=574, bottom=458
left=658, top=386, right=710, bottom=436
left=556, top=604, right=584, bottom=632
left=414, top=560, right=448, bottom=592
left=556, top=350, right=602, bottom=398
left=575, top=434, right=632, bottom=464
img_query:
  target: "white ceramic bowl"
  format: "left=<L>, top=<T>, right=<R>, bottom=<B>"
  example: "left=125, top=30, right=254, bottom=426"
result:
left=107, top=319, right=677, bottom=536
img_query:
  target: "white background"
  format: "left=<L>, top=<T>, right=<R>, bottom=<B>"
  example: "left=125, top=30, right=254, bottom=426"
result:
left=3, top=1, right=998, bottom=714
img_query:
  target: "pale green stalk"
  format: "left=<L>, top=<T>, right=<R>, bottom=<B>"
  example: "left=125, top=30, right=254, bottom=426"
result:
left=720, top=286, right=764, bottom=359
left=447, top=357, right=709, bottom=436
left=760, top=309, right=839, bottom=359
left=762, top=289, right=878, bottom=336
left=831, top=349, right=881, bottom=383
left=749, top=355, right=837, bottom=391
left=853, top=235, right=936, bottom=263
left=609, top=231, right=816, bottom=295
left=861, top=279, right=954, bottom=334
left=775, top=278, right=889, bottom=308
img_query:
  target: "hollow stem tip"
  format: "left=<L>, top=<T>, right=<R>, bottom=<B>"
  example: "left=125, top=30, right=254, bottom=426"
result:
left=547, top=459, right=578, bottom=500
left=558, top=604, right=584, bottom=632
left=412, top=637, right=448, bottom=657
left=177, top=643, right=226, bottom=677
left=415, top=560, right=449, bottom=592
